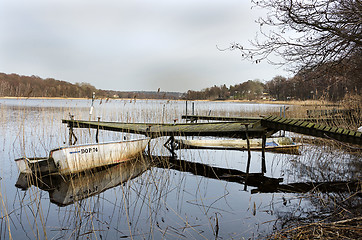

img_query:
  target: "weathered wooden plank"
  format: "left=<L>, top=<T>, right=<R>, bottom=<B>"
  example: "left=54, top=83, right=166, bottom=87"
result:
left=349, top=131, right=357, bottom=137
left=336, top=128, right=344, bottom=134
left=283, top=119, right=295, bottom=125
left=288, top=120, right=298, bottom=126
left=342, top=129, right=350, bottom=135
left=294, top=121, right=305, bottom=127
left=316, top=125, right=327, bottom=131
left=181, top=115, right=262, bottom=122
left=300, top=122, right=310, bottom=128
left=322, top=126, right=332, bottom=132
left=265, top=115, right=278, bottom=121
left=329, top=127, right=338, bottom=133
left=277, top=118, right=289, bottom=124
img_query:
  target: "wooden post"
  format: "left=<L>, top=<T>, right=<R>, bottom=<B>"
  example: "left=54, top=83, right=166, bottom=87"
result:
left=170, top=135, right=176, bottom=158
left=164, top=135, right=176, bottom=158
left=147, top=140, right=151, bottom=156
left=261, top=133, right=266, bottom=173
left=69, top=115, right=74, bottom=145
left=244, top=124, right=251, bottom=191
left=192, top=102, right=195, bottom=115
left=96, top=117, right=100, bottom=143
left=283, top=106, right=286, bottom=118
left=185, top=101, right=188, bottom=121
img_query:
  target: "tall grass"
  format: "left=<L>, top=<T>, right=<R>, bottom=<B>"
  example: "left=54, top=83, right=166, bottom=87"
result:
left=265, top=95, right=362, bottom=239
left=1, top=98, right=361, bottom=239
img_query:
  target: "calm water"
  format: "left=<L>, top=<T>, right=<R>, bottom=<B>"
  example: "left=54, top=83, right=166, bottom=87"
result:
left=0, top=98, right=359, bottom=239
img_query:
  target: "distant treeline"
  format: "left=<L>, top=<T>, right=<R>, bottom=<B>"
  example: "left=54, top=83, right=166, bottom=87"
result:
left=266, top=56, right=361, bottom=101
left=183, top=80, right=265, bottom=100
left=2, top=56, right=360, bottom=102
left=184, top=57, right=361, bottom=101
left=0, top=73, right=182, bottom=99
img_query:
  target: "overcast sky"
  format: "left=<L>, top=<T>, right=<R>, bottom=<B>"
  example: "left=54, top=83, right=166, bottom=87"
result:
left=0, top=0, right=288, bottom=92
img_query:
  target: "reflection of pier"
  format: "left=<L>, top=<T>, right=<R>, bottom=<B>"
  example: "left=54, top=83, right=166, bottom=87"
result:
left=156, top=156, right=361, bottom=194
left=16, top=155, right=360, bottom=207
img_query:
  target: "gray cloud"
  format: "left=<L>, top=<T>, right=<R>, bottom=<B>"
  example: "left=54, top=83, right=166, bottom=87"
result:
left=0, top=0, right=287, bottom=92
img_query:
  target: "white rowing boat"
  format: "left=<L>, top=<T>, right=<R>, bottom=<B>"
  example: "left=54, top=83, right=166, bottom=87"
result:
left=15, top=138, right=150, bottom=174
left=175, top=137, right=301, bottom=154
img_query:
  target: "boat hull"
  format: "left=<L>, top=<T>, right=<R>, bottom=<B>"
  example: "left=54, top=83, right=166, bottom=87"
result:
left=50, top=138, right=150, bottom=174
left=15, top=157, right=57, bottom=174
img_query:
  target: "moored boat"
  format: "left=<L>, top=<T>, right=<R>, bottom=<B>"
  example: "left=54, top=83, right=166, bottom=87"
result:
left=15, top=157, right=57, bottom=174
left=15, top=138, right=150, bottom=174
left=175, top=136, right=301, bottom=154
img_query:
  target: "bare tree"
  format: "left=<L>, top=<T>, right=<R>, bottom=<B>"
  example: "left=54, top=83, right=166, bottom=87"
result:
left=221, top=0, right=362, bottom=72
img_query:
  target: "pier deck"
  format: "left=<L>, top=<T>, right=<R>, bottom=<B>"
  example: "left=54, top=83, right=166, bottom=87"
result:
left=63, top=115, right=362, bottom=145
left=62, top=119, right=275, bottom=139
left=261, top=116, right=362, bottom=145
left=182, top=115, right=346, bottom=124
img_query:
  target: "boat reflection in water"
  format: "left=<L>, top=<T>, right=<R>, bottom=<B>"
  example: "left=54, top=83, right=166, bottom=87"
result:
left=16, top=156, right=151, bottom=206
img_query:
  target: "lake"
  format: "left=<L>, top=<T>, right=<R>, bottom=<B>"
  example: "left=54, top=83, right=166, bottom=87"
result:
left=0, top=98, right=359, bottom=239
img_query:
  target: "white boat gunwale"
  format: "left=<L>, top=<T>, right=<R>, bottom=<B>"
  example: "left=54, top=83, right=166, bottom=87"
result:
left=50, top=138, right=149, bottom=152
left=15, top=138, right=150, bottom=174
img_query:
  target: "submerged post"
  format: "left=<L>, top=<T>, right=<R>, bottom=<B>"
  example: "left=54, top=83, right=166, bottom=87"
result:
left=261, top=133, right=266, bottom=173
left=244, top=124, right=251, bottom=191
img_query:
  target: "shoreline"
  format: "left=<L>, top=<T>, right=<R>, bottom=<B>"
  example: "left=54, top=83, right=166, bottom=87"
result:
left=0, top=96, right=338, bottom=106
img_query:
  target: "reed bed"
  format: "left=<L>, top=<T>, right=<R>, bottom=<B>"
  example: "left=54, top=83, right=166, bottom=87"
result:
left=264, top=96, right=361, bottom=239
left=0, top=98, right=361, bottom=239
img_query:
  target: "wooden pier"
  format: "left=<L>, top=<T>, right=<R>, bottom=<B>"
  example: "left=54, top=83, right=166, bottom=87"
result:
left=62, top=115, right=361, bottom=178
left=261, top=115, right=362, bottom=145
left=63, top=114, right=361, bottom=145
left=182, top=114, right=347, bottom=125
left=62, top=119, right=276, bottom=139
left=182, top=115, right=361, bottom=146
